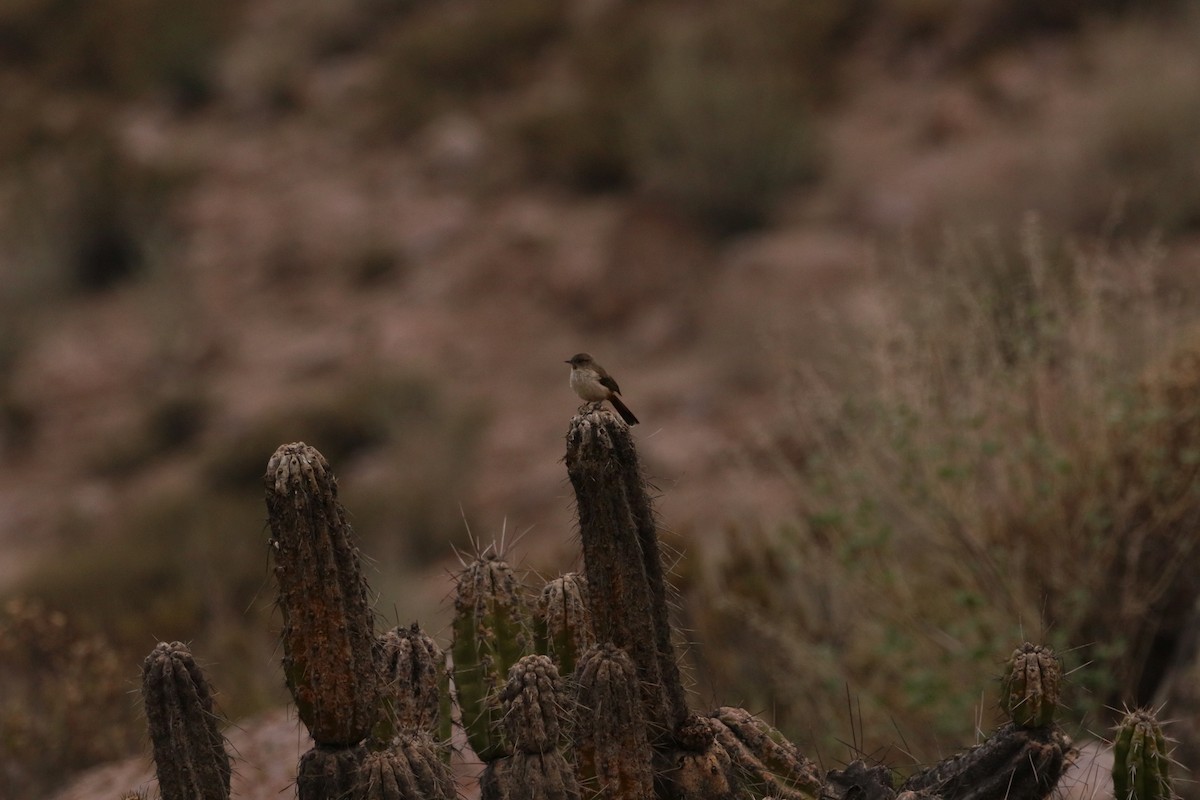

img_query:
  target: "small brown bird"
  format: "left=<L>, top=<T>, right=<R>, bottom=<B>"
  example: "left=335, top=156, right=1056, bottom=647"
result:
left=565, top=353, right=639, bottom=425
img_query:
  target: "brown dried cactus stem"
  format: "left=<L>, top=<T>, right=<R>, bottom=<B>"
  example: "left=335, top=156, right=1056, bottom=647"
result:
left=356, top=735, right=456, bottom=800
left=482, top=655, right=581, bottom=800
left=375, top=623, right=445, bottom=741
left=564, top=410, right=689, bottom=739
left=1000, top=643, right=1062, bottom=729
left=297, top=745, right=364, bottom=800
left=901, top=723, right=1069, bottom=800
left=141, top=641, right=232, bottom=800
left=265, top=442, right=379, bottom=747
left=574, top=642, right=655, bottom=798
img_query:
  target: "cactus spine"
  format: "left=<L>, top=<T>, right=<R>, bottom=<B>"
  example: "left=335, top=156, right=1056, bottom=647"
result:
left=1113, top=709, right=1174, bottom=800
left=140, top=641, right=231, bottom=800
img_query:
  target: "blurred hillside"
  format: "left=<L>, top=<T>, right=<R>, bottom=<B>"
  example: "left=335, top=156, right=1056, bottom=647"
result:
left=3, top=1, right=1200, bottom=797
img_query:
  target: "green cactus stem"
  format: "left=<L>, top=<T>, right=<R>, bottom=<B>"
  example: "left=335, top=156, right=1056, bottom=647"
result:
left=374, top=623, right=445, bottom=743
left=141, top=641, right=231, bottom=800
left=452, top=551, right=531, bottom=761
left=355, top=735, right=455, bottom=800
left=574, top=642, right=655, bottom=799
left=564, top=410, right=689, bottom=741
left=1000, top=643, right=1062, bottom=729
left=265, top=442, right=378, bottom=747
left=1113, top=709, right=1174, bottom=800
left=297, top=744, right=364, bottom=800
left=901, top=722, right=1069, bottom=800
left=535, top=573, right=593, bottom=677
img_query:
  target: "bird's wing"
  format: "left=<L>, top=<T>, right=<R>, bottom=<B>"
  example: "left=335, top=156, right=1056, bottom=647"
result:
left=599, top=374, right=622, bottom=395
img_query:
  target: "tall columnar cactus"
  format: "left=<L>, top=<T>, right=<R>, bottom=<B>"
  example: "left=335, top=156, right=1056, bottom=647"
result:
left=140, top=641, right=231, bottom=800
left=536, top=573, right=594, bottom=677
left=480, top=654, right=581, bottom=800
left=565, top=410, right=690, bottom=741
left=265, top=442, right=379, bottom=748
left=1113, top=709, right=1174, bottom=800
left=452, top=551, right=531, bottom=761
left=1000, top=643, right=1062, bottom=729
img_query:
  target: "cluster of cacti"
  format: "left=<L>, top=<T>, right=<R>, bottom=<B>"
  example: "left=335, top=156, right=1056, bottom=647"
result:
left=127, top=409, right=1182, bottom=800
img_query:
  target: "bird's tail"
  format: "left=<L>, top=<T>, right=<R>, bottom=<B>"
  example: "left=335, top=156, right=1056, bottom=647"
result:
left=609, top=395, right=639, bottom=426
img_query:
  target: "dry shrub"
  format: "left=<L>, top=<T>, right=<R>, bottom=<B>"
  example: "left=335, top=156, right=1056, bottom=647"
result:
left=1071, top=10, right=1200, bottom=235
left=694, top=220, right=1200, bottom=764
left=0, top=598, right=143, bottom=798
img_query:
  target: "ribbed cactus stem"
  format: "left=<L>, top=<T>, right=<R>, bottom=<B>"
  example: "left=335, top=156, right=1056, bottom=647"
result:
left=1000, top=643, right=1062, bottom=729
left=707, top=707, right=823, bottom=799
left=1113, top=709, right=1174, bottom=800
left=564, top=410, right=689, bottom=741
left=356, top=735, right=455, bottom=800
left=574, top=642, right=654, bottom=799
left=535, top=573, right=593, bottom=677
left=140, top=641, right=231, bottom=800
left=452, top=551, right=530, bottom=761
left=265, top=442, right=378, bottom=747
left=481, top=654, right=580, bottom=800
left=374, top=623, right=445, bottom=743
left=297, top=745, right=364, bottom=800
left=503, top=654, right=569, bottom=754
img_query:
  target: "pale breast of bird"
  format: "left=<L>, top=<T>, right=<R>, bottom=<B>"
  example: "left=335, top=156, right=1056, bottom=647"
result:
left=570, top=368, right=610, bottom=402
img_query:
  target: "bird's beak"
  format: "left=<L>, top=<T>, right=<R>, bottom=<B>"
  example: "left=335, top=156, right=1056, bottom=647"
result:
left=564, top=360, right=571, bottom=364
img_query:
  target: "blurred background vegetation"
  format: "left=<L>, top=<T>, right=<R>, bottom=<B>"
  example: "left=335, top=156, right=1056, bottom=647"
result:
left=3, top=0, right=1200, bottom=797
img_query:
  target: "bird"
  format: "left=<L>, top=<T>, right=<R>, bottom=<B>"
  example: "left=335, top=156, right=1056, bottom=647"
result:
left=565, top=353, right=639, bottom=425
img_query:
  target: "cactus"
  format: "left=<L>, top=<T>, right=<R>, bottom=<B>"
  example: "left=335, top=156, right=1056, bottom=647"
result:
left=140, top=641, right=231, bottom=800
left=706, top=707, right=822, bottom=799
left=355, top=735, right=456, bottom=800
left=265, top=442, right=379, bottom=747
left=901, top=722, right=1068, bottom=800
left=374, top=623, right=446, bottom=743
left=452, top=550, right=531, bottom=762
left=565, top=410, right=690, bottom=741
left=1000, top=643, right=1062, bottom=729
left=535, top=573, right=594, bottom=677
left=297, top=744, right=364, bottom=800
left=481, top=654, right=580, bottom=799
left=1113, top=709, right=1174, bottom=800
left=574, top=641, right=656, bottom=799
left=128, top=421, right=1168, bottom=800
